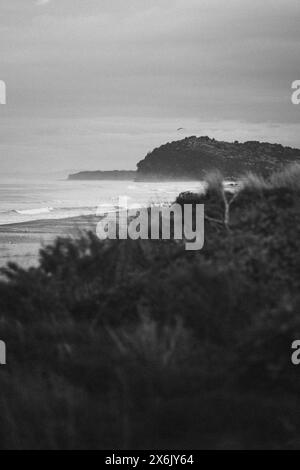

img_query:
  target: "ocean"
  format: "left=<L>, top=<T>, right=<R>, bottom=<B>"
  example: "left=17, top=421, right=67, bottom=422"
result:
left=0, top=177, right=204, bottom=226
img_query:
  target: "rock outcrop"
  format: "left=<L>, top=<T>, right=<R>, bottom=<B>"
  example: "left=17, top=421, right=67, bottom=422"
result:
left=68, top=170, right=136, bottom=181
left=136, top=136, right=300, bottom=180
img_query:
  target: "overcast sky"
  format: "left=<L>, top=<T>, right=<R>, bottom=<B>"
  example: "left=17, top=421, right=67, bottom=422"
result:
left=0, top=0, right=299, bottom=174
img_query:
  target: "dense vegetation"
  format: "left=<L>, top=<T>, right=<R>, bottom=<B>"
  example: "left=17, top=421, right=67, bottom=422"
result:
left=0, top=165, right=299, bottom=449
left=136, top=136, right=300, bottom=180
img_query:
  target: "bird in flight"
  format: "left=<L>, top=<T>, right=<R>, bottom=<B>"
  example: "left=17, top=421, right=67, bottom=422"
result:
left=177, top=127, right=185, bottom=131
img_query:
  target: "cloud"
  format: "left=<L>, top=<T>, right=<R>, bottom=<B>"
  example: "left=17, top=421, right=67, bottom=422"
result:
left=36, top=0, right=50, bottom=5
left=0, top=0, right=299, bottom=173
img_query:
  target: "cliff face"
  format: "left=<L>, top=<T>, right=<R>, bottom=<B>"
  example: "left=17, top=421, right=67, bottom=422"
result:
left=68, top=170, right=136, bottom=181
left=136, top=136, right=300, bottom=180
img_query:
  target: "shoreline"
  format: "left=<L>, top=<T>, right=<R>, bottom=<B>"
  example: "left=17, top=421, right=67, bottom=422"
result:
left=0, top=214, right=100, bottom=269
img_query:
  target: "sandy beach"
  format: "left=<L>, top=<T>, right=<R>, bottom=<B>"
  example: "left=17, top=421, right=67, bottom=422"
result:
left=0, top=215, right=100, bottom=269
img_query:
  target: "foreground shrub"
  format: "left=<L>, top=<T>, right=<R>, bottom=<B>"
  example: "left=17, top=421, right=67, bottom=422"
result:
left=0, top=168, right=299, bottom=449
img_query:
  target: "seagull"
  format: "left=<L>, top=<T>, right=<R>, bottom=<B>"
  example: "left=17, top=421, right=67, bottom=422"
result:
left=177, top=127, right=185, bottom=131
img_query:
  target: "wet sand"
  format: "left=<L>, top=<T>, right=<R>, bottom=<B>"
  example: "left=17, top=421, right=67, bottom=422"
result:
left=0, top=215, right=100, bottom=269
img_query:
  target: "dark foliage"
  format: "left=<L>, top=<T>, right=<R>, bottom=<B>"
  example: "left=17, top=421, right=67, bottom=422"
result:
left=0, top=169, right=299, bottom=449
left=136, top=136, right=300, bottom=180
